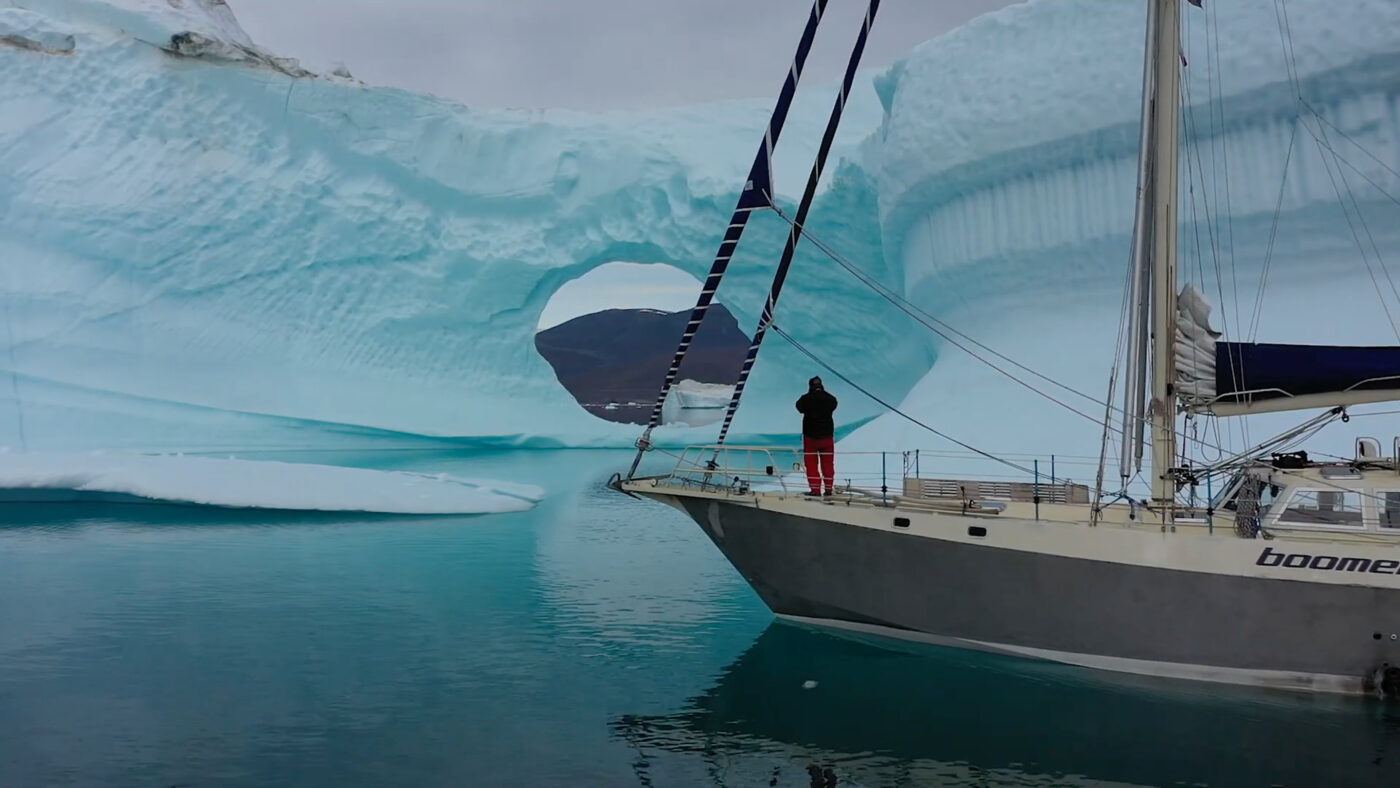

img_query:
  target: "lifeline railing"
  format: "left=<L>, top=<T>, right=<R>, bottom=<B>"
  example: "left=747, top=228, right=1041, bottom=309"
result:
left=663, top=444, right=805, bottom=494
left=649, top=445, right=1095, bottom=511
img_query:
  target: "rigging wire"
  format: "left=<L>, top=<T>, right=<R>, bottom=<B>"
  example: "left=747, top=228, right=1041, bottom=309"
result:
left=1177, top=416, right=1400, bottom=521
left=768, top=285, right=1380, bottom=508
left=777, top=306, right=1370, bottom=508
left=1272, top=0, right=1302, bottom=99
left=1176, top=32, right=1220, bottom=461
left=713, top=0, right=882, bottom=447
left=1193, top=409, right=1342, bottom=474
left=760, top=3, right=1400, bottom=496
left=1181, top=57, right=1250, bottom=456
left=1314, top=117, right=1400, bottom=322
left=1299, top=99, right=1400, bottom=196
left=1306, top=115, right=1400, bottom=341
left=1249, top=118, right=1298, bottom=341
left=1300, top=131, right=1400, bottom=213
left=1278, top=0, right=1400, bottom=230
left=766, top=204, right=1120, bottom=431
left=762, top=210, right=1367, bottom=496
left=768, top=323, right=1037, bottom=478
left=1269, top=0, right=1400, bottom=335
left=713, top=0, right=1400, bottom=500
left=625, top=0, right=834, bottom=480
left=770, top=194, right=1370, bottom=486
left=1178, top=18, right=1230, bottom=468
left=1341, top=408, right=1400, bottom=418
left=1299, top=113, right=1400, bottom=306
left=1181, top=60, right=1229, bottom=345
left=1205, top=1, right=1243, bottom=355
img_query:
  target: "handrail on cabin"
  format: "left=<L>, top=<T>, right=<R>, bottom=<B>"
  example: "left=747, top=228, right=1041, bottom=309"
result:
left=1190, top=375, right=1400, bottom=409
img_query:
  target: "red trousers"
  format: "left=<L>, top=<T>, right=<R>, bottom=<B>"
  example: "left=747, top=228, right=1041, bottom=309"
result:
left=802, top=435, right=835, bottom=493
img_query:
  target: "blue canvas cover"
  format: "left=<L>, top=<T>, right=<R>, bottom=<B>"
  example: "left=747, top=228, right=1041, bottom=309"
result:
left=1213, top=343, right=1400, bottom=405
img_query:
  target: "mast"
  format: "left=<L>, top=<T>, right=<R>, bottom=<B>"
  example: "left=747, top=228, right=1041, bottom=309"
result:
left=1118, top=0, right=1160, bottom=484
left=1148, top=0, right=1182, bottom=512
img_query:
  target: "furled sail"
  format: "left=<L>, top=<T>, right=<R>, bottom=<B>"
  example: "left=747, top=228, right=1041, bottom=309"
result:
left=1176, top=282, right=1400, bottom=416
left=1174, top=282, right=1220, bottom=403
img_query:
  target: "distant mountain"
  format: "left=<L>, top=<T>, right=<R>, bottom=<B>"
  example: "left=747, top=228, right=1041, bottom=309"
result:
left=535, top=306, right=750, bottom=422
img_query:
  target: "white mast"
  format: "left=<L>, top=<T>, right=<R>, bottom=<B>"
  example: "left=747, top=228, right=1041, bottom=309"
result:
left=1148, top=0, right=1182, bottom=514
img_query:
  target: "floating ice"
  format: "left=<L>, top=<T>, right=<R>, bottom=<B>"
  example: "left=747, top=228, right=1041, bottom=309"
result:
left=0, top=452, right=544, bottom=513
left=673, top=380, right=734, bottom=411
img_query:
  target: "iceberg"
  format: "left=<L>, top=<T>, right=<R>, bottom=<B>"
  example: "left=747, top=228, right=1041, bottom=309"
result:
left=0, top=451, right=544, bottom=513
left=0, top=0, right=1396, bottom=461
left=673, top=380, right=733, bottom=410
left=0, top=0, right=912, bottom=453
left=842, top=0, right=1400, bottom=476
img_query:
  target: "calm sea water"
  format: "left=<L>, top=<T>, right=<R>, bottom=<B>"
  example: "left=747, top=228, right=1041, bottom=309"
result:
left=3, top=448, right=1400, bottom=787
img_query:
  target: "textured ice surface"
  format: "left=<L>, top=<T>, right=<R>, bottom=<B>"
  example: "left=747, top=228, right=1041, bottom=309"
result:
left=844, top=0, right=1400, bottom=484
left=0, top=451, right=543, bottom=512
left=0, top=0, right=906, bottom=452
left=0, top=0, right=1397, bottom=464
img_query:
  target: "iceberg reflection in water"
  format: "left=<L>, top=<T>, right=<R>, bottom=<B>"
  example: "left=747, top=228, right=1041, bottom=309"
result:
left=613, top=622, right=1400, bottom=787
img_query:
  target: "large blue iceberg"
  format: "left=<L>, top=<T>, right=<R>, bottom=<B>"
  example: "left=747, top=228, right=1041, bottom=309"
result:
left=0, top=0, right=1397, bottom=458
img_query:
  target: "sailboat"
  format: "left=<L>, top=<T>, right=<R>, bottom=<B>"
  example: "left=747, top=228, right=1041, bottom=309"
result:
left=612, top=0, right=1400, bottom=696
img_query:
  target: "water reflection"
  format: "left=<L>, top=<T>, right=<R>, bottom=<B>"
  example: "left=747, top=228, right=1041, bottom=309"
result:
left=614, top=622, right=1400, bottom=787
left=0, top=501, right=441, bottom=529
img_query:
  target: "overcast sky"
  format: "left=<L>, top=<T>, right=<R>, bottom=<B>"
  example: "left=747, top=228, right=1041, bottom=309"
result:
left=231, top=0, right=1020, bottom=111
left=536, top=263, right=701, bottom=330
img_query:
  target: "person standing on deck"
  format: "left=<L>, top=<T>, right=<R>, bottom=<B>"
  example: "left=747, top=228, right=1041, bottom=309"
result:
left=796, top=376, right=838, bottom=496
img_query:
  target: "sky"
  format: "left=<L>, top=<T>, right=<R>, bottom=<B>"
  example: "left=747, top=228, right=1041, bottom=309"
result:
left=536, top=263, right=701, bottom=331
left=230, top=0, right=1020, bottom=111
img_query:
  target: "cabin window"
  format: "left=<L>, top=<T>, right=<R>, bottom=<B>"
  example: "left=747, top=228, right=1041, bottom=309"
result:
left=1275, top=489, right=1364, bottom=528
left=1379, top=491, right=1400, bottom=528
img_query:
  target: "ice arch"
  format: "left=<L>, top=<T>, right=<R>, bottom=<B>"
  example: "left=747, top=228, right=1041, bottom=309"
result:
left=533, top=262, right=753, bottom=429
left=0, top=0, right=925, bottom=452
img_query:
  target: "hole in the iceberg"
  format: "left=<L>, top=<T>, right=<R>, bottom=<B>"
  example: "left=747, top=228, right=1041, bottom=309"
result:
left=535, top=262, right=751, bottom=427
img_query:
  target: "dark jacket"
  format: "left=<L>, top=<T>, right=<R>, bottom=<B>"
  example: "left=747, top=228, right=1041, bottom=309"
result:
left=796, top=389, right=838, bottom=439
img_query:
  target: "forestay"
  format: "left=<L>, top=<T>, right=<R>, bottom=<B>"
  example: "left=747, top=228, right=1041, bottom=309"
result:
left=627, top=0, right=833, bottom=478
